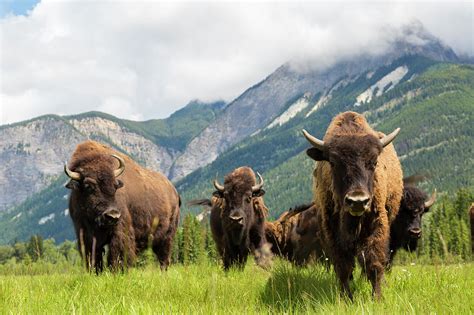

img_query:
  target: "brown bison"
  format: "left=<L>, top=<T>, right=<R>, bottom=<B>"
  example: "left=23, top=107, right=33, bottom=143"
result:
left=190, top=167, right=272, bottom=270
left=389, top=184, right=436, bottom=266
left=265, top=203, right=325, bottom=266
left=302, top=111, right=403, bottom=299
left=64, top=140, right=180, bottom=272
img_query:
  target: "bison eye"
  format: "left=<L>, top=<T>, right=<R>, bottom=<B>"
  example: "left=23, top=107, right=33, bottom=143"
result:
left=246, top=196, right=252, bottom=203
left=83, top=183, right=95, bottom=193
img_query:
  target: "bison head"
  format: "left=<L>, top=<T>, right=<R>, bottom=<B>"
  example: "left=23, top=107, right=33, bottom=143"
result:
left=64, top=154, right=125, bottom=227
left=398, top=186, right=436, bottom=245
left=213, top=168, right=265, bottom=245
left=303, top=127, right=400, bottom=216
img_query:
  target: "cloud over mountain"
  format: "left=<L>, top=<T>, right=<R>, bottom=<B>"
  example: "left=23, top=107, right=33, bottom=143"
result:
left=1, top=1, right=472, bottom=124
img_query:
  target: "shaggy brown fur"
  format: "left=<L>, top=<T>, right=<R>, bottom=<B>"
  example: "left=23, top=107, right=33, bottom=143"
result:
left=194, top=167, right=272, bottom=270
left=265, top=203, right=324, bottom=265
left=305, top=111, right=403, bottom=299
left=66, top=140, right=180, bottom=272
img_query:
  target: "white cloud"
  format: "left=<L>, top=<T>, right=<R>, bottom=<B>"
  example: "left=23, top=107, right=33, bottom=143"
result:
left=0, top=1, right=472, bottom=125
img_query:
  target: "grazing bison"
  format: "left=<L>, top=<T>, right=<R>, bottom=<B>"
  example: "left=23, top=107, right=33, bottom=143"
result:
left=389, top=184, right=436, bottom=266
left=64, top=140, right=180, bottom=272
left=265, top=203, right=325, bottom=266
left=302, top=111, right=403, bottom=299
left=190, top=167, right=272, bottom=270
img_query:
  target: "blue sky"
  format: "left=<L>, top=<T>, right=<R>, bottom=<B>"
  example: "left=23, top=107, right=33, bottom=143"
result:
left=0, top=0, right=40, bottom=17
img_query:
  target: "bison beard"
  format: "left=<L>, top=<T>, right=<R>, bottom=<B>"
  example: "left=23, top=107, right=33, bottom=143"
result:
left=303, top=111, right=403, bottom=300
left=65, top=141, right=180, bottom=273
left=198, top=167, right=272, bottom=270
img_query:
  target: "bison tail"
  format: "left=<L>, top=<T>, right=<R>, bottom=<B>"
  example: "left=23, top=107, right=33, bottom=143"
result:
left=187, top=199, right=212, bottom=208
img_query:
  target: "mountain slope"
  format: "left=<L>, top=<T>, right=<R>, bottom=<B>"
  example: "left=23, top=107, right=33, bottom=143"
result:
left=2, top=58, right=472, bottom=244
left=169, top=26, right=458, bottom=180
left=0, top=100, right=224, bottom=212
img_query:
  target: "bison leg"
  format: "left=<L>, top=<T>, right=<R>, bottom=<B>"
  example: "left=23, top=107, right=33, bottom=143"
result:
left=107, top=232, right=137, bottom=272
left=152, top=238, right=172, bottom=270
left=334, top=257, right=355, bottom=301
left=358, top=241, right=388, bottom=300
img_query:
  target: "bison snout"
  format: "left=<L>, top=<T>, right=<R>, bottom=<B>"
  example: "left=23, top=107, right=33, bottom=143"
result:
left=96, top=208, right=121, bottom=226
left=344, top=192, right=371, bottom=216
left=229, top=215, right=244, bottom=225
left=409, top=228, right=422, bottom=238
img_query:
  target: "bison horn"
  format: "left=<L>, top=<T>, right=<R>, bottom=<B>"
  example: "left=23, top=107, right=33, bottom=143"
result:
left=64, top=162, right=81, bottom=181
left=213, top=178, right=225, bottom=192
left=302, top=129, right=325, bottom=151
left=379, top=128, right=401, bottom=148
left=111, top=154, right=125, bottom=177
left=252, top=172, right=264, bottom=192
left=424, top=189, right=437, bottom=208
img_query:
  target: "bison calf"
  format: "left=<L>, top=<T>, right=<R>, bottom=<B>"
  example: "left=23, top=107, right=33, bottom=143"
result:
left=65, top=140, right=180, bottom=272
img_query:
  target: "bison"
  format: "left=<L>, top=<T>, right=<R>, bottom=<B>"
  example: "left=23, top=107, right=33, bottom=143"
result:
left=64, top=140, right=180, bottom=272
left=190, top=167, right=272, bottom=270
left=389, top=184, right=436, bottom=266
left=265, top=203, right=325, bottom=266
left=302, top=111, right=403, bottom=299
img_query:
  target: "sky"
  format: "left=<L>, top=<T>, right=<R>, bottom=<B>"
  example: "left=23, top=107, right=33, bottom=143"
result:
left=0, top=1, right=473, bottom=125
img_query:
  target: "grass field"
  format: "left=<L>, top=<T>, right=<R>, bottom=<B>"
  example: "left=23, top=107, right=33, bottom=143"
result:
left=1, top=260, right=473, bottom=314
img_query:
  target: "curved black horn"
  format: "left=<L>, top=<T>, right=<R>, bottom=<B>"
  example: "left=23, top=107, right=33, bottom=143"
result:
left=380, top=128, right=400, bottom=148
left=252, top=172, right=264, bottom=192
left=64, top=161, right=81, bottom=181
left=111, top=154, right=125, bottom=177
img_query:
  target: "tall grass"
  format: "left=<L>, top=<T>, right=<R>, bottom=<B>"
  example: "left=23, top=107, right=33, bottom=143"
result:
left=0, top=260, right=473, bottom=314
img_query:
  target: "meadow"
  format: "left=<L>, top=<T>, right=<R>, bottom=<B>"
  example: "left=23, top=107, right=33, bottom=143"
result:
left=1, top=260, right=473, bottom=314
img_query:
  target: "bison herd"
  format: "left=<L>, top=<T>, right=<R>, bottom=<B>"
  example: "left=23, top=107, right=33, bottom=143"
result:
left=65, top=111, right=444, bottom=300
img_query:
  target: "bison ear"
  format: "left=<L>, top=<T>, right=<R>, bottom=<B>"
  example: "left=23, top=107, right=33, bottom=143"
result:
left=306, top=148, right=328, bottom=161
left=115, top=179, right=124, bottom=189
left=252, top=188, right=265, bottom=198
left=65, top=180, right=80, bottom=190
left=212, top=190, right=224, bottom=198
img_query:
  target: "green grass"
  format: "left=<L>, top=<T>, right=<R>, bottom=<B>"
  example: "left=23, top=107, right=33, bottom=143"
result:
left=1, top=261, right=473, bottom=314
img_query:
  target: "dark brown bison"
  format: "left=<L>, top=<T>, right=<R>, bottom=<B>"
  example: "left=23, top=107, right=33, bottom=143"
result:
left=389, top=185, right=436, bottom=266
left=64, top=140, right=180, bottom=272
left=302, top=111, right=403, bottom=299
left=190, top=167, right=272, bottom=270
left=264, top=203, right=325, bottom=266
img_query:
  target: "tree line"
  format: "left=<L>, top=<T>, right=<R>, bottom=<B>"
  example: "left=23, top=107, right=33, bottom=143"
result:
left=0, top=188, right=472, bottom=269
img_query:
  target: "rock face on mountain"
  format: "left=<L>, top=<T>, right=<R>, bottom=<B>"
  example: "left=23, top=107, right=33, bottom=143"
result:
left=69, top=117, right=177, bottom=173
left=0, top=117, right=85, bottom=211
left=169, top=25, right=458, bottom=180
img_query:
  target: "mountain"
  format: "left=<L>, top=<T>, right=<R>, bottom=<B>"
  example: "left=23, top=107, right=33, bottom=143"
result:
left=0, top=100, right=225, bottom=212
left=1, top=25, right=472, bottom=244
left=168, top=23, right=458, bottom=180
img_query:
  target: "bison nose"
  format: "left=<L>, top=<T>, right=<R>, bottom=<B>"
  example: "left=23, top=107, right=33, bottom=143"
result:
left=345, top=193, right=370, bottom=216
left=229, top=215, right=244, bottom=224
left=409, top=228, right=422, bottom=238
left=103, top=208, right=121, bottom=221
